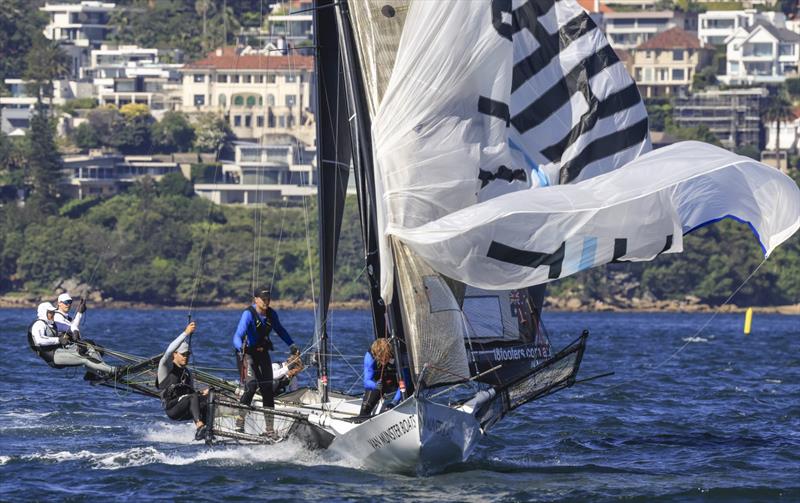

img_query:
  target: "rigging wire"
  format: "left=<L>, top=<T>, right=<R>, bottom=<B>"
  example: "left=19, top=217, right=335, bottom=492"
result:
left=576, top=257, right=769, bottom=400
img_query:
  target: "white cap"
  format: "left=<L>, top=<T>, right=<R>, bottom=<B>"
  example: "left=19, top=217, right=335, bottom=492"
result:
left=176, top=341, right=190, bottom=354
left=37, top=302, right=57, bottom=320
left=57, top=293, right=72, bottom=304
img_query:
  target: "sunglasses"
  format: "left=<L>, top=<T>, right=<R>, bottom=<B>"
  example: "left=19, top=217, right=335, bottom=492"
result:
left=61, top=300, right=72, bottom=305
left=179, top=352, right=191, bottom=357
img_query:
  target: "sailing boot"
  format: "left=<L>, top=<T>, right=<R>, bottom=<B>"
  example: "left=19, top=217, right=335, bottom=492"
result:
left=262, top=411, right=275, bottom=439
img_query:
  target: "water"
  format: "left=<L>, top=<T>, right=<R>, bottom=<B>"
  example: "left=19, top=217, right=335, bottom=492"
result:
left=1, top=308, right=798, bottom=501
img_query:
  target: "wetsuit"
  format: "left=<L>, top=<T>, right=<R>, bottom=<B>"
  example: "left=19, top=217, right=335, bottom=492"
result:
left=232, top=306, right=294, bottom=409
left=157, top=331, right=207, bottom=424
left=359, top=351, right=402, bottom=417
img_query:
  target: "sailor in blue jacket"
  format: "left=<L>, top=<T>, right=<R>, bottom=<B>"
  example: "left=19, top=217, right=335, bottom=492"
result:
left=359, top=338, right=402, bottom=417
left=232, top=287, right=297, bottom=434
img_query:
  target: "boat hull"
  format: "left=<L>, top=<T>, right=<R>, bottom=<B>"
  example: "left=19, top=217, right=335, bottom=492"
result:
left=327, top=396, right=482, bottom=474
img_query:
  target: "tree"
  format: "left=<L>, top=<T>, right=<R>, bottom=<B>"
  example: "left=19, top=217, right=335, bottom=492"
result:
left=23, top=38, right=70, bottom=109
left=193, top=112, right=231, bottom=153
left=25, top=103, right=63, bottom=215
left=0, top=0, right=46, bottom=83
left=763, top=92, right=795, bottom=173
left=158, top=172, right=194, bottom=197
left=72, top=122, right=101, bottom=151
left=195, top=0, right=216, bottom=54
left=84, top=106, right=125, bottom=148
left=152, top=111, right=195, bottom=153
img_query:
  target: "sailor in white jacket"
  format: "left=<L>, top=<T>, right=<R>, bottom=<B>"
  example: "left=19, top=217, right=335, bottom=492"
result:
left=28, top=302, right=115, bottom=377
left=53, top=292, right=84, bottom=338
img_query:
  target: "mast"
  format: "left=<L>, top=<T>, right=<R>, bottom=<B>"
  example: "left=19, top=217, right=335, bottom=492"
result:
left=313, top=0, right=352, bottom=402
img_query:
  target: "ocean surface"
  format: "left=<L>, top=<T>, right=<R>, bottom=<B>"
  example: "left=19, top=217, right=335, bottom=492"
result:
left=1, top=308, right=798, bottom=501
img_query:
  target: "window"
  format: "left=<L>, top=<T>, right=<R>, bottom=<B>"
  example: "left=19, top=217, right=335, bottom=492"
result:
left=233, top=95, right=244, bottom=106
left=257, top=116, right=264, bottom=127
left=243, top=75, right=252, bottom=83
left=193, top=74, right=205, bottom=83
left=266, top=74, right=276, bottom=83
left=246, top=96, right=256, bottom=108
left=255, top=75, right=264, bottom=84
left=730, top=61, right=740, bottom=74
left=258, top=97, right=263, bottom=105
left=267, top=94, right=275, bottom=106
left=279, top=116, right=285, bottom=128
left=285, top=73, right=297, bottom=83
left=285, top=95, right=296, bottom=107
left=194, top=94, right=205, bottom=106
left=219, top=94, right=226, bottom=107
left=671, top=68, right=685, bottom=81
left=234, top=115, right=241, bottom=127
left=779, top=43, right=795, bottom=56
left=217, top=74, right=227, bottom=83
left=644, top=68, right=653, bottom=81
left=245, top=115, right=252, bottom=127
left=241, top=148, right=260, bottom=162
left=231, top=75, right=240, bottom=84
left=672, top=50, right=684, bottom=61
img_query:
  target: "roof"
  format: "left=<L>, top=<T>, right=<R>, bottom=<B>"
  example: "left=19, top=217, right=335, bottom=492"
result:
left=636, top=27, right=708, bottom=50
left=576, top=0, right=614, bottom=14
left=751, top=21, right=800, bottom=43
left=614, top=48, right=633, bottom=65
left=184, top=47, right=314, bottom=71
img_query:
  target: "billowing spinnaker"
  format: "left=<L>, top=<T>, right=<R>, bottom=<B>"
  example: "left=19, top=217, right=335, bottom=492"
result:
left=373, top=0, right=650, bottom=301
left=389, top=141, right=800, bottom=290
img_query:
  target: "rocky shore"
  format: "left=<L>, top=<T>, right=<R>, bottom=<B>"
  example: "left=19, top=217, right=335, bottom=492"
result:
left=2, top=291, right=797, bottom=315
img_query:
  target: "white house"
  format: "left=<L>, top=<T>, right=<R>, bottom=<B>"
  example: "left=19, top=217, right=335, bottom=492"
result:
left=720, top=22, right=800, bottom=85
left=180, top=46, right=315, bottom=144
left=698, top=9, right=786, bottom=46
left=194, top=140, right=316, bottom=205
left=40, top=1, right=116, bottom=78
left=603, top=11, right=688, bottom=50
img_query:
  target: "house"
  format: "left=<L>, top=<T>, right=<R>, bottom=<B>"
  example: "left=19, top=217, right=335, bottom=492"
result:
left=40, top=2, right=116, bottom=79
left=603, top=11, right=691, bottom=50
left=85, top=45, right=183, bottom=113
left=60, top=152, right=184, bottom=199
left=764, top=106, right=800, bottom=154
left=720, top=22, right=800, bottom=85
left=193, top=140, right=316, bottom=205
left=630, top=28, right=713, bottom=98
left=180, top=47, right=315, bottom=144
left=672, top=87, right=767, bottom=149
left=698, top=9, right=785, bottom=46
left=266, top=0, right=314, bottom=48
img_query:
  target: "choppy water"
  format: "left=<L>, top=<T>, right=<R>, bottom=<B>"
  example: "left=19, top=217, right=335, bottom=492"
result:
left=1, top=308, right=798, bottom=501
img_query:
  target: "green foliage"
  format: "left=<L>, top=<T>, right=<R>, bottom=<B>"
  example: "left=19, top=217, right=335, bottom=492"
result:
left=669, top=124, right=722, bottom=146
left=158, top=172, right=194, bottom=197
left=60, top=98, right=98, bottom=116
left=735, top=144, right=761, bottom=160
left=193, top=113, right=232, bottom=153
left=785, top=77, right=800, bottom=99
left=645, top=98, right=673, bottom=132
left=692, top=66, right=718, bottom=92
left=72, top=122, right=101, bottom=150
left=0, top=0, right=47, bottom=83
left=23, top=38, right=70, bottom=104
left=59, top=196, right=102, bottom=219
left=190, top=163, right=222, bottom=182
left=25, top=104, right=63, bottom=215
left=152, top=112, right=195, bottom=153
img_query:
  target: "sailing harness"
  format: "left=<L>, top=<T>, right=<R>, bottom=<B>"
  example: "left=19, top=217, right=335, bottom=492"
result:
left=373, top=356, right=398, bottom=393
left=158, top=363, right=195, bottom=409
left=27, top=320, right=67, bottom=368
left=237, top=306, right=275, bottom=381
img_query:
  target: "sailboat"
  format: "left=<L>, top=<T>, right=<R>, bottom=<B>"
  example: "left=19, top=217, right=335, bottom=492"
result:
left=58, top=0, right=799, bottom=475
left=194, top=0, right=797, bottom=474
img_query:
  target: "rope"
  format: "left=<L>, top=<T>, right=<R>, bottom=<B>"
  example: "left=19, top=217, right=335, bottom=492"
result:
left=576, top=258, right=769, bottom=399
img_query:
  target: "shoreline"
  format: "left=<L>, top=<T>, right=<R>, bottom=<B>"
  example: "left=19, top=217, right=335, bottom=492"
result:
left=2, top=294, right=798, bottom=315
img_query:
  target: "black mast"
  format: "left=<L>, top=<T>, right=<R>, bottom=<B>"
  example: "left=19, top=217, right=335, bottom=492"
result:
left=314, top=0, right=352, bottom=402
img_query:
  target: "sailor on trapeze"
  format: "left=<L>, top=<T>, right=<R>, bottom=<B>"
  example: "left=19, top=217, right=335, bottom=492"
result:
left=28, top=301, right=117, bottom=378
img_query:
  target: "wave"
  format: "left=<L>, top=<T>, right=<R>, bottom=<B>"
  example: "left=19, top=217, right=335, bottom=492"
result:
left=0, top=455, right=9, bottom=465
left=681, top=336, right=709, bottom=343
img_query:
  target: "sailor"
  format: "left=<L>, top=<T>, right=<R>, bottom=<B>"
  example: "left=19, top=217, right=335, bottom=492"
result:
left=53, top=292, right=85, bottom=339
left=232, top=287, right=298, bottom=434
left=157, top=321, right=209, bottom=441
left=272, top=348, right=304, bottom=395
left=359, top=338, right=402, bottom=417
left=28, top=302, right=117, bottom=377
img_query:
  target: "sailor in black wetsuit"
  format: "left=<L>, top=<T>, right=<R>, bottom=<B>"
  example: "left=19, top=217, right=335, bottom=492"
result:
left=157, top=321, right=208, bottom=440
left=232, top=287, right=297, bottom=435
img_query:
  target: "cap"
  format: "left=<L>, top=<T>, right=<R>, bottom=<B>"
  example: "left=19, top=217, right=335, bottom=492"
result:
left=176, top=341, right=190, bottom=354
left=57, top=293, right=72, bottom=304
left=37, top=302, right=58, bottom=320
left=253, top=287, right=271, bottom=301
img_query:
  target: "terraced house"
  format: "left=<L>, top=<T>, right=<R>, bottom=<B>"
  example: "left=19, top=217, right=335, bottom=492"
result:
left=630, top=27, right=713, bottom=98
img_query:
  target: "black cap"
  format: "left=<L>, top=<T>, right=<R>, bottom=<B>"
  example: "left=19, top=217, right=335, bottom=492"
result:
left=254, top=287, right=271, bottom=300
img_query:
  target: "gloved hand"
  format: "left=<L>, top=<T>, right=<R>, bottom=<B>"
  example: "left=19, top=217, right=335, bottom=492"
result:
left=58, top=333, right=71, bottom=346
left=77, top=297, right=87, bottom=314
left=289, top=344, right=299, bottom=355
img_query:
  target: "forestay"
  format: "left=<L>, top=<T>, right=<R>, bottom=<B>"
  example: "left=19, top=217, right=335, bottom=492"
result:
left=371, top=0, right=800, bottom=297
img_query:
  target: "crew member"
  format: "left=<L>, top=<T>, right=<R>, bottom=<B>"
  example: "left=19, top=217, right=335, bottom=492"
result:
left=272, top=348, right=304, bottom=395
left=232, top=287, right=297, bottom=434
left=157, top=321, right=209, bottom=441
left=359, top=338, right=402, bottom=417
left=28, top=302, right=116, bottom=377
left=53, top=292, right=85, bottom=339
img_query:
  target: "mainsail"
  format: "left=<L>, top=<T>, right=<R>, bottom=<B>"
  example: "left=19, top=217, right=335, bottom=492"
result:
left=371, top=0, right=800, bottom=296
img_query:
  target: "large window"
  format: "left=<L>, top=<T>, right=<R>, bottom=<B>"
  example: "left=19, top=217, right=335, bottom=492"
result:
left=245, top=115, right=252, bottom=127
left=285, top=95, right=296, bottom=107
left=231, top=75, right=240, bottom=84
left=671, top=68, right=685, bottom=81
left=233, top=95, right=244, bottom=107
left=672, top=49, right=684, bottom=61
left=246, top=96, right=256, bottom=108
left=285, top=73, right=297, bottom=83
left=744, top=42, right=773, bottom=57
left=219, top=94, right=226, bottom=107
left=194, top=94, right=205, bottom=106
left=217, top=74, right=227, bottom=83
left=193, top=74, right=205, bottom=83
left=234, top=115, right=241, bottom=127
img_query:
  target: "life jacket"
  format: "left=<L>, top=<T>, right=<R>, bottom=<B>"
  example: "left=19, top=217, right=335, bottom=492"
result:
left=157, top=363, right=194, bottom=408
left=27, top=320, right=65, bottom=368
left=245, top=305, right=274, bottom=353
left=372, top=356, right=398, bottom=392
